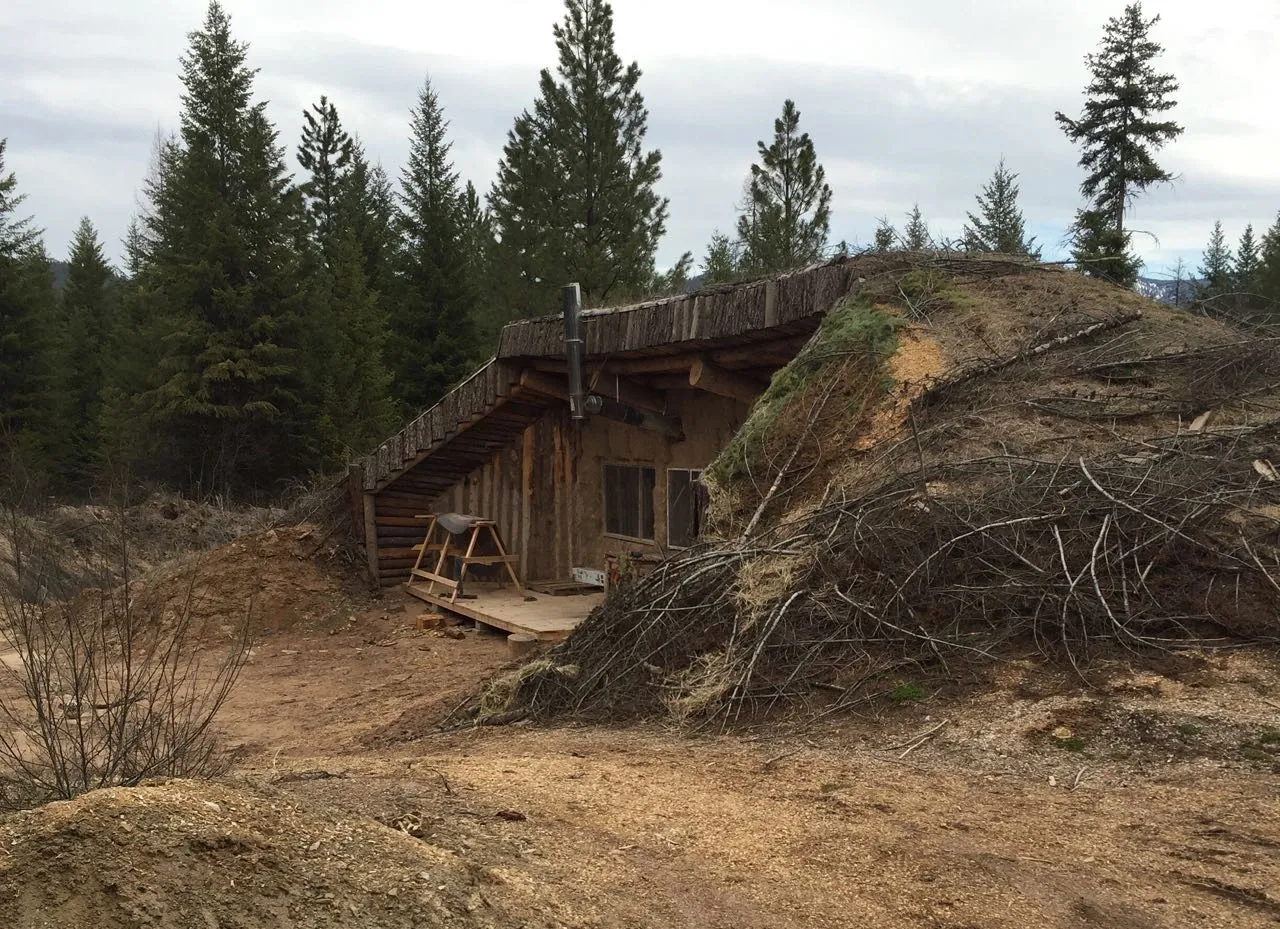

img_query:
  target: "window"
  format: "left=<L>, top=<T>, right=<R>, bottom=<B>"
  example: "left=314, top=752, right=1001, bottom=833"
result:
left=604, top=464, right=656, bottom=541
left=667, top=469, right=706, bottom=549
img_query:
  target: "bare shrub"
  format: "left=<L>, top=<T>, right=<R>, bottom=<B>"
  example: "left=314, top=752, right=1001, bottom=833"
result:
left=0, top=501, right=250, bottom=810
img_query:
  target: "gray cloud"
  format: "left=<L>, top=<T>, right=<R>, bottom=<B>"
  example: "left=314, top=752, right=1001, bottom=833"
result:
left=1, top=1, right=1277, bottom=278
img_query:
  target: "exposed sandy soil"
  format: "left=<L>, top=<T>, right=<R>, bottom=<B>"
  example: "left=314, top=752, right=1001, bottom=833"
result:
left=182, top=583, right=1280, bottom=929
left=2, top=577, right=1279, bottom=928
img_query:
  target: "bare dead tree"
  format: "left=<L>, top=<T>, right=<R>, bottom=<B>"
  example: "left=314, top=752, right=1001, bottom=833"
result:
left=0, top=497, right=251, bottom=810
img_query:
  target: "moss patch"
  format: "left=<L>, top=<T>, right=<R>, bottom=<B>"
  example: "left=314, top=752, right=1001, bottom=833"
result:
left=706, top=297, right=904, bottom=485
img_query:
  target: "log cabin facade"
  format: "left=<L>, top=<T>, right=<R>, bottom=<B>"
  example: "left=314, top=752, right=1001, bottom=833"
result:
left=350, top=257, right=866, bottom=590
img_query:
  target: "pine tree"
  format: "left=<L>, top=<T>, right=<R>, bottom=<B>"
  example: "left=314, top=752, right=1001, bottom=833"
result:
left=298, top=95, right=354, bottom=257
left=489, top=0, right=668, bottom=317
left=1258, top=214, right=1280, bottom=307
left=325, top=230, right=397, bottom=453
left=962, top=158, right=1040, bottom=257
left=57, top=218, right=118, bottom=483
left=903, top=205, right=931, bottom=250
left=340, top=142, right=397, bottom=297
left=1070, top=207, right=1142, bottom=287
left=1055, top=3, right=1182, bottom=237
left=1197, top=220, right=1233, bottom=297
left=0, top=138, right=56, bottom=472
left=1234, top=224, right=1261, bottom=296
left=392, top=76, right=479, bottom=413
left=702, top=231, right=739, bottom=284
left=647, top=252, right=693, bottom=297
left=129, top=3, right=315, bottom=492
left=873, top=218, right=897, bottom=251
left=735, top=100, right=832, bottom=273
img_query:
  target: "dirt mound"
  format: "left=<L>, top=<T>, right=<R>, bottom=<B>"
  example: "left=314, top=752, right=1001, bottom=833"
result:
left=113, top=525, right=364, bottom=642
left=0, top=778, right=535, bottom=929
left=1, top=493, right=283, bottom=602
left=482, top=254, right=1280, bottom=725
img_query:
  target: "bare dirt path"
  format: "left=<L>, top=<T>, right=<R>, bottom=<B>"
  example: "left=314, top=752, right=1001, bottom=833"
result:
left=214, top=591, right=1280, bottom=929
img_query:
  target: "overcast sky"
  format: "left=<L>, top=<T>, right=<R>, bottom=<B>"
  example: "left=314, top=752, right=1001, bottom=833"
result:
left=3, top=0, right=1278, bottom=280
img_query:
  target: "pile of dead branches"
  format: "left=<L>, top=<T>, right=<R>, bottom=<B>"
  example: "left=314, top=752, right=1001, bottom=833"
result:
left=479, top=260, right=1280, bottom=726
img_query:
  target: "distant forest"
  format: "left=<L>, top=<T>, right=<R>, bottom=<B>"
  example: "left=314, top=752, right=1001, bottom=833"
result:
left=1, top=0, right=1278, bottom=501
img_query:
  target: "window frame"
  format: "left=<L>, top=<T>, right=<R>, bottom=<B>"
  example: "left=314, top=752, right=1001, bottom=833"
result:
left=601, top=462, right=657, bottom=545
left=666, top=467, right=705, bottom=550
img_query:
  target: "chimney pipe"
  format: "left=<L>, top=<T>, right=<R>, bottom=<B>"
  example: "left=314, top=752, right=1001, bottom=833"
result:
left=562, top=283, right=585, bottom=420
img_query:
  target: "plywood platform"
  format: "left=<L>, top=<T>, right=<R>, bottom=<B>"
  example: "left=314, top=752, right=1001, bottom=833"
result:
left=406, top=585, right=603, bottom=641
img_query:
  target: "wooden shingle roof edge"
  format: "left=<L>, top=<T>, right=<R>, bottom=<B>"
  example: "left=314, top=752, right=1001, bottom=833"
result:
left=495, top=254, right=872, bottom=360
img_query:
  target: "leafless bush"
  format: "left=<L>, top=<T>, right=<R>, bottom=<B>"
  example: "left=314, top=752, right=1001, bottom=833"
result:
left=0, top=501, right=250, bottom=810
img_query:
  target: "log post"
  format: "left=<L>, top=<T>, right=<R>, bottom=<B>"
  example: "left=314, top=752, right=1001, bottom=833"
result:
left=688, top=358, right=767, bottom=404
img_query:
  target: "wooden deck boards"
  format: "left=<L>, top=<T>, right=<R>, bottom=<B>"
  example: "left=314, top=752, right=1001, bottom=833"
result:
left=406, top=586, right=602, bottom=640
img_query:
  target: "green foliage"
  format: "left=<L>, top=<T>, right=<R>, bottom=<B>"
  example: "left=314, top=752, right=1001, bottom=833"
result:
left=0, top=141, right=57, bottom=468
left=963, top=158, right=1040, bottom=257
left=873, top=218, right=897, bottom=251
left=1055, top=2, right=1183, bottom=235
left=124, top=2, right=318, bottom=493
left=1052, top=734, right=1087, bottom=752
left=706, top=298, right=903, bottom=484
left=887, top=682, right=925, bottom=703
left=1233, top=224, right=1261, bottom=296
left=324, top=231, right=398, bottom=454
left=1197, top=220, right=1233, bottom=297
left=702, top=231, right=740, bottom=285
left=1258, top=213, right=1280, bottom=307
left=903, top=205, right=931, bottom=250
left=736, top=99, right=832, bottom=273
left=391, top=76, right=480, bottom=414
left=488, top=0, right=669, bottom=318
left=297, top=95, right=354, bottom=258
left=1070, top=208, right=1142, bottom=287
left=56, top=218, right=119, bottom=487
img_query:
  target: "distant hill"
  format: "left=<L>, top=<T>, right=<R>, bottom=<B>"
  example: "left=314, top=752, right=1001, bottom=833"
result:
left=1137, top=275, right=1201, bottom=306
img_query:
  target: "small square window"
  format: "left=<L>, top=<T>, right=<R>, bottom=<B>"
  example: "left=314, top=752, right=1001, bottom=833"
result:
left=604, top=464, right=656, bottom=541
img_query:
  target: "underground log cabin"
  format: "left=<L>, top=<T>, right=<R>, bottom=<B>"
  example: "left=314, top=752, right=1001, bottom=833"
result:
left=349, top=257, right=864, bottom=628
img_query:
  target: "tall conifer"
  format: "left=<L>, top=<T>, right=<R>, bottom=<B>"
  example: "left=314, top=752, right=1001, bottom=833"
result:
left=489, top=0, right=668, bottom=316
left=392, top=77, right=478, bottom=413
left=735, top=99, right=832, bottom=273
left=131, top=2, right=314, bottom=492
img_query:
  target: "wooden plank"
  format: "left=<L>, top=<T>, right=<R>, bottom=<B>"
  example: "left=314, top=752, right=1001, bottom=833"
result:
left=403, top=587, right=602, bottom=640
left=460, top=554, right=517, bottom=565
left=520, top=425, right=533, bottom=583
left=362, top=493, right=379, bottom=585
left=411, top=569, right=459, bottom=588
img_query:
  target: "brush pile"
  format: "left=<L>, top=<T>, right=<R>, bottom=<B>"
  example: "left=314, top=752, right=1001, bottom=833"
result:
left=482, top=255, right=1280, bottom=724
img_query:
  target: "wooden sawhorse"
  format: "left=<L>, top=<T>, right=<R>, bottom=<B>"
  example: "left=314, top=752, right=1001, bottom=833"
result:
left=408, top=515, right=523, bottom=604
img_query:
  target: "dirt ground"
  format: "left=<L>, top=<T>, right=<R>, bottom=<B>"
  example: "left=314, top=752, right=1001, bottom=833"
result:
left=200, top=585, right=1280, bottom=929
left=3, top=579, right=1279, bottom=928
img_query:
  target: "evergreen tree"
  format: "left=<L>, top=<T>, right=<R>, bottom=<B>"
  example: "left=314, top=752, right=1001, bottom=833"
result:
left=873, top=218, right=897, bottom=251
left=0, top=139, right=56, bottom=471
left=392, top=76, right=479, bottom=413
left=1070, top=207, right=1142, bottom=287
left=1234, top=224, right=1261, bottom=296
left=702, top=231, right=739, bottom=284
left=1197, top=220, right=1233, bottom=297
left=647, top=252, right=693, bottom=297
left=962, top=158, right=1040, bottom=257
left=489, top=0, right=668, bottom=317
left=1258, top=214, right=1280, bottom=306
left=339, top=142, right=397, bottom=297
left=735, top=99, right=832, bottom=273
left=903, top=205, right=931, bottom=250
left=325, top=230, right=397, bottom=453
left=129, top=3, right=316, bottom=493
left=57, top=218, right=118, bottom=484
left=1055, top=2, right=1182, bottom=236
left=297, top=95, right=354, bottom=257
